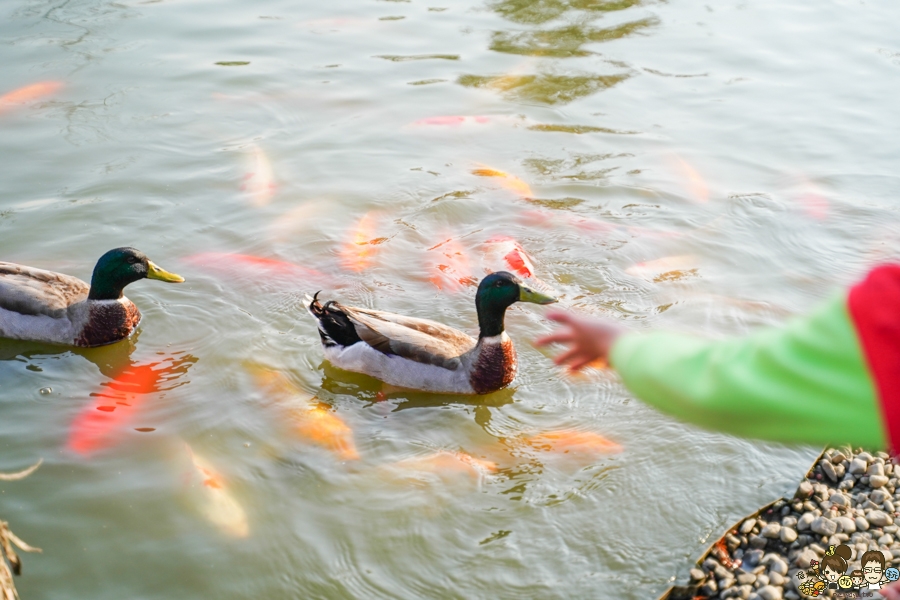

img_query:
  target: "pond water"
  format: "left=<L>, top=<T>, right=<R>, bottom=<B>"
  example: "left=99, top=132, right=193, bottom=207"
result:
left=1, top=0, right=899, bottom=598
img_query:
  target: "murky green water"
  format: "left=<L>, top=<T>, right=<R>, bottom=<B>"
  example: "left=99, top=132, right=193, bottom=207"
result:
left=1, top=0, right=899, bottom=597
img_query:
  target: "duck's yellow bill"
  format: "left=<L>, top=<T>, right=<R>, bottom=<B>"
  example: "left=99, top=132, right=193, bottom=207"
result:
left=519, top=285, right=557, bottom=305
left=147, top=261, right=185, bottom=283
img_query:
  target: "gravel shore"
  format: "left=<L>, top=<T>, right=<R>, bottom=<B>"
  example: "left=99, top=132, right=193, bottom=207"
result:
left=682, top=446, right=900, bottom=600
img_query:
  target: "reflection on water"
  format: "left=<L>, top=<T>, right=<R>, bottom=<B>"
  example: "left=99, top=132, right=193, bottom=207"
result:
left=2, top=0, right=899, bottom=596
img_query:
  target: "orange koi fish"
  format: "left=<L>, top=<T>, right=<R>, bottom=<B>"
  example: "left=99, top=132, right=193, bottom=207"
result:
left=183, top=252, right=334, bottom=287
left=472, top=165, right=532, bottom=198
left=625, top=255, right=698, bottom=281
left=0, top=81, right=63, bottom=111
left=185, top=444, right=250, bottom=538
left=339, top=212, right=385, bottom=272
left=426, top=237, right=476, bottom=292
left=389, top=451, right=498, bottom=481
left=246, top=365, right=359, bottom=460
left=524, top=429, right=623, bottom=456
left=241, top=145, right=275, bottom=207
left=67, top=354, right=195, bottom=456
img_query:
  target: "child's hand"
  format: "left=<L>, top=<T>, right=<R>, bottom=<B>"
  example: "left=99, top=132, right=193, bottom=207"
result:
left=883, top=581, right=900, bottom=600
left=535, top=310, right=628, bottom=371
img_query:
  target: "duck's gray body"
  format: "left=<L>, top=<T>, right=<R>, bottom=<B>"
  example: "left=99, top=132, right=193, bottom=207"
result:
left=0, top=262, right=141, bottom=347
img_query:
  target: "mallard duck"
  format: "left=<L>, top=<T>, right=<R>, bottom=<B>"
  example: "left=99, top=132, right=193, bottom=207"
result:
left=0, top=247, right=184, bottom=347
left=307, top=271, right=557, bottom=394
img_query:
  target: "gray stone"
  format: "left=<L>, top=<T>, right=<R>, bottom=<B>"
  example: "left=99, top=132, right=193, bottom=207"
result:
left=780, top=527, right=797, bottom=543
left=839, top=478, right=855, bottom=491
left=849, top=458, right=868, bottom=474
left=714, top=564, right=731, bottom=580
left=802, top=500, right=818, bottom=513
left=829, top=533, right=849, bottom=546
left=822, top=460, right=838, bottom=482
left=871, top=475, right=890, bottom=488
left=690, top=568, right=705, bottom=581
left=784, top=592, right=800, bottom=600
left=811, top=516, right=838, bottom=536
left=856, top=516, right=871, bottom=531
left=737, top=572, right=756, bottom=585
left=880, top=534, right=895, bottom=546
left=750, top=535, right=768, bottom=549
left=819, top=500, right=832, bottom=511
left=755, top=573, right=770, bottom=587
left=761, top=523, right=781, bottom=539
left=758, top=586, right=783, bottom=600
left=886, top=499, right=896, bottom=513
left=809, top=543, right=827, bottom=555
left=795, top=481, right=813, bottom=500
left=720, top=576, right=736, bottom=591
left=830, top=492, right=849, bottom=507
left=869, top=510, right=894, bottom=527
left=766, top=555, right=789, bottom=576
left=781, top=516, right=797, bottom=528
left=797, top=512, right=815, bottom=531
left=769, top=572, right=785, bottom=586
left=726, top=533, right=741, bottom=550
left=738, top=584, right=753, bottom=600
left=741, top=518, right=758, bottom=534
left=869, top=462, right=886, bottom=477
left=700, top=579, right=719, bottom=595
left=744, top=549, right=764, bottom=568
left=872, top=489, right=890, bottom=504
left=834, top=516, right=857, bottom=533
left=794, top=548, right=819, bottom=568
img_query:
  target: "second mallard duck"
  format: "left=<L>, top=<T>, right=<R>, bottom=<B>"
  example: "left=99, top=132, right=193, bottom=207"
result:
left=307, top=271, right=557, bottom=395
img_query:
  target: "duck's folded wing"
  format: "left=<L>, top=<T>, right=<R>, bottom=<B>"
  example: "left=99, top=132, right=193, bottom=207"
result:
left=0, top=263, right=89, bottom=319
left=340, top=305, right=476, bottom=370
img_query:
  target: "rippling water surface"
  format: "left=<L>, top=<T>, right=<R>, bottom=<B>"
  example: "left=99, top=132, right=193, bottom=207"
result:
left=1, top=0, right=899, bottom=598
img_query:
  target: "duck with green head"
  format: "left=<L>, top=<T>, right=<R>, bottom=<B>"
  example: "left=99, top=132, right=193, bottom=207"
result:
left=307, top=271, right=557, bottom=394
left=0, top=247, right=184, bottom=347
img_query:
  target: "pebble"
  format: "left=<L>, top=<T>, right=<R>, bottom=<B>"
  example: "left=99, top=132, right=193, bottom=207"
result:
left=795, top=481, right=813, bottom=499
left=832, top=452, right=847, bottom=464
left=885, top=499, right=896, bottom=513
left=780, top=527, right=797, bottom=543
left=736, top=572, right=756, bottom=585
left=743, top=549, right=764, bottom=568
left=834, top=516, right=856, bottom=533
left=871, top=489, right=890, bottom=504
left=869, top=462, right=886, bottom=477
left=810, top=516, right=837, bottom=536
left=871, top=475, right=890, bottom=488
left=758, top=585, right=783, bottom=600
left=829, top=492, right=849, bottom=506
left=761, top=523, right=781, bottom=539
left=849, top=457, right=868, bottom=474
left=869, top=510, right=893, bottom=527
left=768, top=572, right=784, bottom=586
left=690, top=568, right=705, bottom=580
left=879, top=534, right=894, bottom=546
left=795, top=548, right=819, bottom=568
left=856, top=516, right=871, bottom=531
left=781, top=515, right=797, bottom=528
left=822, top=460, right=838, bottom=481
left=797, top=512, right=815, bottom=531
left=741, top=518, right=757, bottom=534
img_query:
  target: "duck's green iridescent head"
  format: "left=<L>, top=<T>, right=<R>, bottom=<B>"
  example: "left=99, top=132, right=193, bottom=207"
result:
left=88, top=247, right=184, bottom=300
left=475, top=271, right=557, bottom=338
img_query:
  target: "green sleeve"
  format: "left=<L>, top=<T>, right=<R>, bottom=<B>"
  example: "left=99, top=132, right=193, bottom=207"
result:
left=609, top=294, right=885, bottom=448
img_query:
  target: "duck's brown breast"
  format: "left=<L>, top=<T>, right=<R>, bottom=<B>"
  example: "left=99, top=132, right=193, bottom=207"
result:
left=75, top=300, right=142, bottom=347
left=469, top=338, right=517, bottom=395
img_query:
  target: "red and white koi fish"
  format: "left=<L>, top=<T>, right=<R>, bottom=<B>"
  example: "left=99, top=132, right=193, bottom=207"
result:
left=408, top=115, right=527, bottom=128
left=246, top=365, right=359, bottom=460
left=339, top=212, right=385, bottom=272
left=67, top=354, right=194, bottom=456
left=482, top=236, right=554, bottom=292
left=183, top=252, right=334, bottom=286
left=185, top=444, right=250, bottom=538
left=0, top=81, right=63, bottom=112
left=472, top=165, right=533, bottom=198
left=241, top=145, right=275, bottom=207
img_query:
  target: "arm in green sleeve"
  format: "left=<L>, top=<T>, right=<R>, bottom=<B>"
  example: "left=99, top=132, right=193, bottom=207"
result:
left=609, top=294, right=885, bottom=448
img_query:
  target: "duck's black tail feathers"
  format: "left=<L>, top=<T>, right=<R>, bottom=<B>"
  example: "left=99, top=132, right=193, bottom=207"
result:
left=306, top=292, right=362, bottom=348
